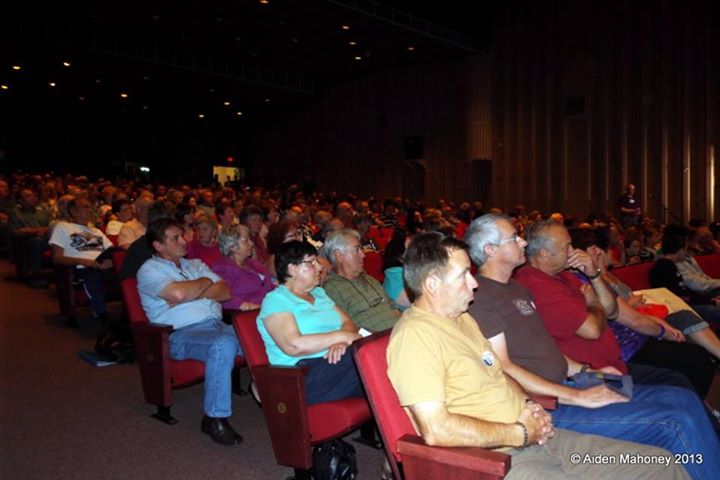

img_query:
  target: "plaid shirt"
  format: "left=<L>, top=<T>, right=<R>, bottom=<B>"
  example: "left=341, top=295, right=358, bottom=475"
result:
left=323, top=271, right=399, bottom=332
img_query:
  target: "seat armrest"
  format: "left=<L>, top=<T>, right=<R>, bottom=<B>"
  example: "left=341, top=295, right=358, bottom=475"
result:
left=131, top=322, right=174, bottom=406
left=397, top=434, right=511, bottom=480
left=132, top=322, right=174, bottom=335
left=529, top=394, right=557, bottom=411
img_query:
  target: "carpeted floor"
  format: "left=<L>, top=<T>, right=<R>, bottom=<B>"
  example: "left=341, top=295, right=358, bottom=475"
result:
left=0, top=259, right=385, bottom=479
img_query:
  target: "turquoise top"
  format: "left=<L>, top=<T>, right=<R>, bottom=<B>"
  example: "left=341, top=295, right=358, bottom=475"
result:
left=383, top=266, right=409, bottom=311
left=257, top=285, right=341, bottom=366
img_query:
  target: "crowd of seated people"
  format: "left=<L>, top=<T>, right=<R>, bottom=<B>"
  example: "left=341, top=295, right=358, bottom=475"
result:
left=2, top=170, right=720, bottom=477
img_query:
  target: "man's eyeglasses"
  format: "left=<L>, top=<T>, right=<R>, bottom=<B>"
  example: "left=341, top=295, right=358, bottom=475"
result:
left=299, top=258, right=320, bottom=267
left=497, top=234, right=522, bottom=245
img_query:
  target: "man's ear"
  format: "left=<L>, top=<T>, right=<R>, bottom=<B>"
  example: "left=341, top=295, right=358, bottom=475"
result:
left=423, top=272, right=441, bottom=296
left=152, top=240, right=163, bottom=253
left=483, top=243, right=496, bottom=259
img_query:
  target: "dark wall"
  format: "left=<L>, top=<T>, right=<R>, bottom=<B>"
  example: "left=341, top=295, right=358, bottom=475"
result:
left=492, top=0, right=719, bottom=222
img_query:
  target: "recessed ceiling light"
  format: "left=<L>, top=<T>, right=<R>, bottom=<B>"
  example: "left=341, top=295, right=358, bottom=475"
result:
left=264, top=98, right=270, bottom=103
left=95, top=79, right=102, bottom=84
left=62, top=61, right=71, bottom=67
left=142, top=105, right=149, bottom=110
left=291, top=38, right=299, bottom=43
left=11, top=65, right=21, bottom=71
left=49, top=82, right=56, bottom=87
left=348, top=41, right=356, bottom=46
left=236, top=111, right=243, bottom=116
left=1, top=85, right=8, bottom=90
left=341, top=25, right=351, bottom=30
left=223, top=101, right=231, bottom=106
left=407, top=46, right=415, bottom=51
left=260, top=0, right=269, bottom=4
left=354, top=56, right=362, bottom=60
left=78, top=96, right=85, bottom=101
left=143, top=75, right=150, bottom=80
left=198, top=113, right=205, bottom=118
left=209, top=88, right=215, bottom=93
left=120, top=93, right=128, bottom=98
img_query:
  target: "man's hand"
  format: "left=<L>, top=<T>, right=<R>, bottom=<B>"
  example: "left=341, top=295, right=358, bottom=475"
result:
left=566, top=248, right=596, bottom=276
left=580, top=283, right=599, bottom=306
left=516, top=401, right=554, bottom=446
left=575, top=384, right=629, bottom=409
left=626, top=293, right=645, bottom=309
left=657, top=319, right=685, bottom=342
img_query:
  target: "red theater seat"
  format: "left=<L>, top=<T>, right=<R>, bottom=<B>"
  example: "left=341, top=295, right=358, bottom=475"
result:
left=121, top=277, right=245, bottom=424
left=233, top=310, right=372, bottom=479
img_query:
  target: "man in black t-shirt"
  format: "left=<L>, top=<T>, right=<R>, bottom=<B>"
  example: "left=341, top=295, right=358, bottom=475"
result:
left=617, top=183, right=641, bottom=227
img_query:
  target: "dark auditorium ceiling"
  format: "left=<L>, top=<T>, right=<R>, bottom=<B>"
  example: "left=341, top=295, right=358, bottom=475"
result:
left=2, top=0, right=492, bottom=121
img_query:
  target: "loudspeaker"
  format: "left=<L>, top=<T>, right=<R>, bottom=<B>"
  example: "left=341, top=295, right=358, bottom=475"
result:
left=404, top=136, right=424, bottom=160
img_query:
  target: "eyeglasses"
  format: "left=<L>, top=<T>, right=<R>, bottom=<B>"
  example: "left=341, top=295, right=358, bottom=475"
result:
left=298, top=258, right=320, bottom=267
left=497, top=234, right=522, bottom=245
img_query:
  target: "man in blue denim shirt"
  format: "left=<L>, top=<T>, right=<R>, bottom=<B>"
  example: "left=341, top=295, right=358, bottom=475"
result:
left=137, top=218, right=243, bottom=446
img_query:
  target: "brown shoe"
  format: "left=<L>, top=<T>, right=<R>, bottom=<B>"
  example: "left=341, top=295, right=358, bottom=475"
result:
left=201, top=415, right=243, bottom=445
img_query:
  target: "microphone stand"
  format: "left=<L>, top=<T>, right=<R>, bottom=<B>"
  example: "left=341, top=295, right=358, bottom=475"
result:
left=648, top=194, right=682, bottom=223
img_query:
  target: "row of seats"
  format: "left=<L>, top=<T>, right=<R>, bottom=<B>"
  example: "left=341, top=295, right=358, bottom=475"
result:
left=612, top=254, right=720, bottom=291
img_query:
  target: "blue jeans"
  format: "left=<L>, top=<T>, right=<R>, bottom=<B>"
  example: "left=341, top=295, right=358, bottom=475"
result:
left=169, top=318, right=241, bottom=418
left=551, top=384, right=720, bottom=480
left=296, top=352, right=365, bottom=405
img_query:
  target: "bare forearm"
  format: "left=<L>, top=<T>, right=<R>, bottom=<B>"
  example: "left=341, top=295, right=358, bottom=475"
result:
left=165, top=277, right=213, bottom=303
left=417, top=411, right=524, bottom=449
left=616, top=299, right=662, bottom=336
left=202, top=281, right=231, bottom=302
left=503, top=363, right=580, bottom=406
left=590, top=278, right=617, bottom=318
left=282, top=331, right=357, bottom=357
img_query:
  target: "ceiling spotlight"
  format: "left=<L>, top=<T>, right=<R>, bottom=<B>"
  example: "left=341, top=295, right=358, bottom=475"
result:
left=264, top=98, right=270, bottom=103
left=49, top=82, right=56, bottom=87
left=78, top=96, right=85, bottom=101
left=354, top=56, right=362, bottom=61
left=95, top=79, right=102, bottom=84
left=407, top=46, right=415, bottom=51
left=1, top=85, right=8, bottom=90
left=259, top=0, right=269, bottom=4
left=341, top=25, right=351, bottom=30
left=209, top=88, right=215, bottom=93
left=223, top=101, right=231, bottom=106
left=143, top=76, right=150, bottom=80
left=142, top=105, right=149, bottom=110
left=348, top=41, right=356, bottom=46
left=236, top=111, right=243, bottom=116
left=120, top=93, right=128, bottom=98
left=198, top=113, right=205, bottom=118
left=62, top=61, right=71, bottom=67
left=12, top=65, right=21, bottom=71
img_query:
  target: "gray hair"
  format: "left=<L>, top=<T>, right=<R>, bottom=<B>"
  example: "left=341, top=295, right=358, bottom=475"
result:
left=321, top=228, right=361, bottom=268
left=464, top=214, right=507, bottom=266
left=217, top=224, right=250, bottom=257
left=525, top=220, right=560, bottom=257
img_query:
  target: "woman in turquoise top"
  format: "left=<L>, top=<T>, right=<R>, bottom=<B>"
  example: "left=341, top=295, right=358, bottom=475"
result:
left=257, top=241, right=364, bottom=404
left=382, top=228, right=411, bottom=311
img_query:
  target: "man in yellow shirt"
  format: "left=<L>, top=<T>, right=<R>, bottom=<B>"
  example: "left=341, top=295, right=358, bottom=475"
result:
left=387, top=232, right=688, bottom=479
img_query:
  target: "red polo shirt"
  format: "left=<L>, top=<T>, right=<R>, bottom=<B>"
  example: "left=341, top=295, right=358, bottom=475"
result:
left=513, top=265, right=626, bottom=373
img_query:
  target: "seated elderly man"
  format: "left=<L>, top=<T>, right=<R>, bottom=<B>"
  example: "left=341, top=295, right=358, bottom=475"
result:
left=322, top=229, right=400, bottom=332
left=514, top=220, right=699, bottom=392
left=10, top=188, right=51, bottom=288
left=387, top=232, right=687, bottom=480
left=464, top=214, right=719, bottom=479
left=117, top=193, right=152, bottom=249
left=137, top=218, right=243, bottom=446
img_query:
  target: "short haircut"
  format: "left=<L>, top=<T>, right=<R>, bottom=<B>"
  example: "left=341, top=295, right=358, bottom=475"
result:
left=267, top=220, right=299, bottom=254
left=322, top=229, right=361, bottom=267
left=464, top=214, right=506, bottom=267
left=524, top=220, right=560, bottom=257
left=217, top=224, right=250, bottom=257
left=275, top=240, right=317, bottom=284
left=403, top=231, right=468, bottom=298
left=111, top=198, right=131, bottom=214
left=147, top=200, right=175, bottom=224
left=239, top=205, right=263, bottom=224
left=568, top=227, right=596, bottom=251
left=147, top=218, right=184, bottom=252
left=662, top=224, right=689, bottom=254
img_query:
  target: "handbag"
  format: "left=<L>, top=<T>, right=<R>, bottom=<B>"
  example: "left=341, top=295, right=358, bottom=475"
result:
left=311, top=438, right=358, bottom=480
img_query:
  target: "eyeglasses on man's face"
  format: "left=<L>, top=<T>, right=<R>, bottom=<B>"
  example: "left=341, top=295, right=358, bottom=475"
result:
left=497, top=234, right=522, bottom=245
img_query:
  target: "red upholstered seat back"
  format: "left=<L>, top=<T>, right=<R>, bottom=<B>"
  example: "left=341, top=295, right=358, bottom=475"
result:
left=695, top=254, right=720, bottom=278
left=364, top=251, right=385, bottom=283
left=112, top=249, right=127, bottom=275
left=612, top=262, right=653, bottom=291
left=121, top=277, right=150, bottom=325
left=232, top=310, right=269, bottom=367
left=353, top=331, right=415, bottom=465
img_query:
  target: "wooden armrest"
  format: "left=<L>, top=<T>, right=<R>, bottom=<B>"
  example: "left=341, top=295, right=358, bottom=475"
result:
left=529, top=394, right=557, bottom=411
left=397, top=434, right=511, bottom=479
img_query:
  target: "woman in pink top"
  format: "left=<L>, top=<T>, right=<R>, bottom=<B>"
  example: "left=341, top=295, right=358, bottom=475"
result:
left=212, top=225, right=275, bottom=310
left=186, top=214, right=222, bottom=266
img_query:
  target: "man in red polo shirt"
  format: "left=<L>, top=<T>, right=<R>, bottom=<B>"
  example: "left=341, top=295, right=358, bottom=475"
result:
left=514, top=220, right=695, bottom=390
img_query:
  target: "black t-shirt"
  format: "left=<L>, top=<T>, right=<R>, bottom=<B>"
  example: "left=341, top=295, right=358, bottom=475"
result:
left=119, top=234, right=153, bottom=279
left=469, top=276, right=569, bottom=383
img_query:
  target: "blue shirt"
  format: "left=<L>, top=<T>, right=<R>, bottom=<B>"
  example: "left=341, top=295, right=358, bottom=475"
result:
left=383, top=266, right=408, bottom=311
left=257, top=285, right=341, bottom=366
left=137, top=256, right=222, bottom=330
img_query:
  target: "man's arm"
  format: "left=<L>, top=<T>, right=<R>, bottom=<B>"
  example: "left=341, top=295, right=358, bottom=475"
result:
left=488, top=333, right=627, bottom=408
left=566, top=249, right=618, bottom=320
left=201, top=280, right=232, bottom=302
left=676, top=258, right=720, bottom=294
left=408, top=400, right=552, bottom=449
left=615, top=298, right=684, bottom=341
left=158, top=277, right=214, bottom=304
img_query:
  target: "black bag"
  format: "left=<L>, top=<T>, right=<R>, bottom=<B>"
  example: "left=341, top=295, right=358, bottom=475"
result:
left=311, top=438, right=358, bottom=480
